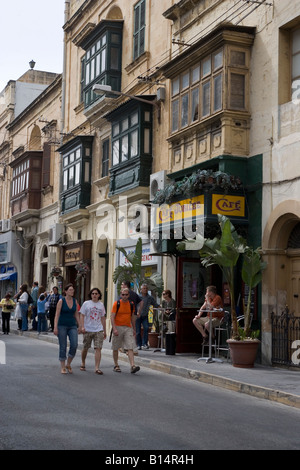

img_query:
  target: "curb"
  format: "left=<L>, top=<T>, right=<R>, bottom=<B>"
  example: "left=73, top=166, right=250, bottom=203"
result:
left=11, top=329, right=300, bottom=409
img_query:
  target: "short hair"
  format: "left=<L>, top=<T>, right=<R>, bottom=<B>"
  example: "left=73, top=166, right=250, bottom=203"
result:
left=163, top=289, right=172, bottom=297
left=121, top=288, right=129, bottom=294
left=88, top=288, right=102, bottom=300
left=207, top=286, right=217, bottom=294
left=5, top=292, right=11, bottom=299
left=121, top=280, right=131, bottom=288
left=40, top=294, right=45, bottom=301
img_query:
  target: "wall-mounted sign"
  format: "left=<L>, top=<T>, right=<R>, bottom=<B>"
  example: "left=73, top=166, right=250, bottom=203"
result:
left=211, top=194, right=245, bottom=218
left=156, top=195, right=204, bottom=225
left=65, top=247, right=81, bottom=263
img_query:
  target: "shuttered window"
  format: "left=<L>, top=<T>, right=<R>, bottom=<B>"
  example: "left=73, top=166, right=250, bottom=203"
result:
left=133, top=0, right=146, bottom=60
left=42, top=142, right=51, bottom=188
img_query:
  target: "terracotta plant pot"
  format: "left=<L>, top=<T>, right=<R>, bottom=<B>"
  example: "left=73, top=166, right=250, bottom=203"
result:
left=227, top=339, right=260, bottom=368
left=148, top=332, right=159, bottom=348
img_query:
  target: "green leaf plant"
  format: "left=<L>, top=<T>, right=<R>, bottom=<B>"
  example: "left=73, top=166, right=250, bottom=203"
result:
left=178, top=215, right=266, bottom=340
left=113, top=237, right=164, bottom=297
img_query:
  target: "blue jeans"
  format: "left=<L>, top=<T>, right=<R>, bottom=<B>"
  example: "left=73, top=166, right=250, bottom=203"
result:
left=136, top=316, right=149, bottom=347
left=37, top=313, right=47, bottom=333
left=20, top=303, right=28, bottom=331
left=57, top=325, right=78, bottom=361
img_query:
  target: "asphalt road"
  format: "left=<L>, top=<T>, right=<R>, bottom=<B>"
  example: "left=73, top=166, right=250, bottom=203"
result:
left=1, top=334, right=300, bottom=451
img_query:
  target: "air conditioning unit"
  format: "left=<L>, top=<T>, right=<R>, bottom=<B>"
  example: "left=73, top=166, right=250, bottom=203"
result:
left=149, top=170, right=169, bottom=201
left=49, top=224, right=65, bottom=246
left=0, top=219, right=14, bottom=232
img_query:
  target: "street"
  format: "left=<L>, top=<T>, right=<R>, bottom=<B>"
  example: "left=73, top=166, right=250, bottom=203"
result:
left=0, top=334, right=300, bottom=451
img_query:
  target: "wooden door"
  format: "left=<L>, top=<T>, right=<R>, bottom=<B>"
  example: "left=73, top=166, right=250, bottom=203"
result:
left=176, top=257, right=207, bottom=353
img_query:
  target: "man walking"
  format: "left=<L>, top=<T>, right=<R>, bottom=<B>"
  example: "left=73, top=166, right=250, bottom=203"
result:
left=111, top=287, right=140, bottom=374
left=80, top=288, right=106, bottom=375
left=136, top=283, right=159, bottom=350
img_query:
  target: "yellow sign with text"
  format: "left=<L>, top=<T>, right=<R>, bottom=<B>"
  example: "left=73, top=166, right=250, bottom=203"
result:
left=156, top=195, right=204, bottom=225
left=212, top=194, right=245, bottom=217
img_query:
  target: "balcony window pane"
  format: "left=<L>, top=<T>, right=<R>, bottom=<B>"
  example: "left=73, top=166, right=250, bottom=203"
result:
left=172, top=99, right=179, bottom=132
left=63, top=171, right=68, bottom=191
left=182, top=72, right=189, bottom=89
left=121, top=135, right=128, bottom=161
left=131, top=130, right=138, bottom=156
left=131, top=112, right=138, bottom=126
left=172, top=78, right=179, bottom=96
left=213, top=50, right=223, bottom=70
left=113, top=141, right=119, bottom=165
left=69, top=166, right=74, bottom=187
left=213, top=74, right=222, bottom=111
left=191, top=88, right=199, bottom=122
left=75, top=162, right=80, bottom=185
left=202, top=81, right=211, bottom=116
left=181, top=93, right=189, bottom=127
left=202, top=57, right=211, bottom=77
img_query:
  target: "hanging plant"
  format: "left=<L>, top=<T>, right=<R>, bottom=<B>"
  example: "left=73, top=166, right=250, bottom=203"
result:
left=75, top=261, right=90, bottom=282
left=152, top=170, right=243, bottom=205
left=49, top=266, right=62, bottom=280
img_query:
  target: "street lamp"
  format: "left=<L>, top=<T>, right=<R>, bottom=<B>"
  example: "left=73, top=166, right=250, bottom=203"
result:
left=92, top=84, right=158, bottom=107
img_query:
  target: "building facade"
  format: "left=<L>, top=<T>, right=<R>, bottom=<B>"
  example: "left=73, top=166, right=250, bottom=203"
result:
left=1, top=0, right=300, bottom=365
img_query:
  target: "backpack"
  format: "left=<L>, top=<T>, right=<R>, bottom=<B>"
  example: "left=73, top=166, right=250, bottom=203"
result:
left=109, top=299, right=135, bottom=342
left=116, top=299, right=134, bottom=314
left=27, top=293, right=34, bottom=305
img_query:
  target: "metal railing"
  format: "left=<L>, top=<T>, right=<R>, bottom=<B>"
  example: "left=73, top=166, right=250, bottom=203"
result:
left=271, top=307, right=300, bottom=368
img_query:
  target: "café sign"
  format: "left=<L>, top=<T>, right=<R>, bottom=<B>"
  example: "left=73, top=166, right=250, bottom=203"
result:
left=153, top=193, right=247, bottom=230
left=211, top=194, right=245, bottom=218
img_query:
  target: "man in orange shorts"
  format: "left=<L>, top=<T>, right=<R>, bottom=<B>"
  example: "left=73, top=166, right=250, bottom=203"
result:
left=193, top=286, right=223, bottom=343
left=111, top=288, right=140, bottom=374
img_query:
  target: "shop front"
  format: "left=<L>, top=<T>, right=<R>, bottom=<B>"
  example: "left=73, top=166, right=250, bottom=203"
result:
left=62, top=240, right=92, bottom=305
left=0, top=231, right=22, bottom=298
left=152, top=178, right=251, bottom=353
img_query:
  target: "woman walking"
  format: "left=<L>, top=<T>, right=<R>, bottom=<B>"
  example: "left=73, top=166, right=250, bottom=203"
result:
left=0, top=293, right=15, bottom=334
left=54, top=283, right=80, bottom=374
left=18, top=284, right=29, bottom=331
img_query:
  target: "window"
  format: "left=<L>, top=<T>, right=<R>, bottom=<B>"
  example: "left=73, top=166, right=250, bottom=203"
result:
left=112, top=111, right=140, bottom=166
left=79, top=21, right=123, bottom=108
left=60, top=136, right=93, bottom=214
left=292, top=28, right=300, bottom=101
left=102, top=139, right=110, bottom=177
left=12, top=159, right=30, bottom=197
left=133, top=0, right=146, bottom=60
left=171, top=49, right=223, bottom=133
left=62, top=147, right=82, bottom=192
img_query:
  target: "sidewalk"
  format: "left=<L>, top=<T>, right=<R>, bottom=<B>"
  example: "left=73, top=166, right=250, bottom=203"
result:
left=8, top=320, right=300, bottom=409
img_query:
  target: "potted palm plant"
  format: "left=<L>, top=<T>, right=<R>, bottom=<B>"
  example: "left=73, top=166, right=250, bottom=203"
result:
left=113, top=238, right=164, bottom=348
left=178, top=215, right=266, bottom=367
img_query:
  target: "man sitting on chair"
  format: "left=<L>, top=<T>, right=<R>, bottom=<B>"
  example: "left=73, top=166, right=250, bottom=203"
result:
left=193, top=286, right=223, bottom=344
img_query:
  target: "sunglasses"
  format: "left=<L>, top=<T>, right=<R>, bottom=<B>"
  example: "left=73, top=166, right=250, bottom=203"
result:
left=121, top=294, right=129, bottom=296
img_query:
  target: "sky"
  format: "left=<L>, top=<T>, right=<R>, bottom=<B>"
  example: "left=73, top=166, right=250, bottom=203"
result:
left=0, top=0, right=65, bottom=91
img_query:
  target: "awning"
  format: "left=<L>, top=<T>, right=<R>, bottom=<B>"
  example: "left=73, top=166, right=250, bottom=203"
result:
left=0, top=272, right=17, bottom=281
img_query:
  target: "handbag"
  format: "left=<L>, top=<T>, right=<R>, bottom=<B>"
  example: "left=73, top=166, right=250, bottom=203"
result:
left=15, top=303, right=22, bottom=319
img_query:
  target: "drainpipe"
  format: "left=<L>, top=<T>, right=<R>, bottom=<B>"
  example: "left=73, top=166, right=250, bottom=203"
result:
left=58, top=1, right=70, bottom=223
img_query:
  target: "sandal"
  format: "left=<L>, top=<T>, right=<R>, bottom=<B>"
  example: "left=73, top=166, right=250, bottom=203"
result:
left=66, top=365, right=73, bottom=374
left=131, top=365, right=140, bottom=374
left=61, top=368, right=67, bottom=374
left=95, top=369, right=103, bottom=375
left=80, top=365, right=86, bottom=371
left=113, top=365, right=121, bottom=372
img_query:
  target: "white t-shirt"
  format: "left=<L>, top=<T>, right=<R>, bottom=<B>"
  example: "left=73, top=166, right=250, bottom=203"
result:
left=80, top=300, right=106, bottom=332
